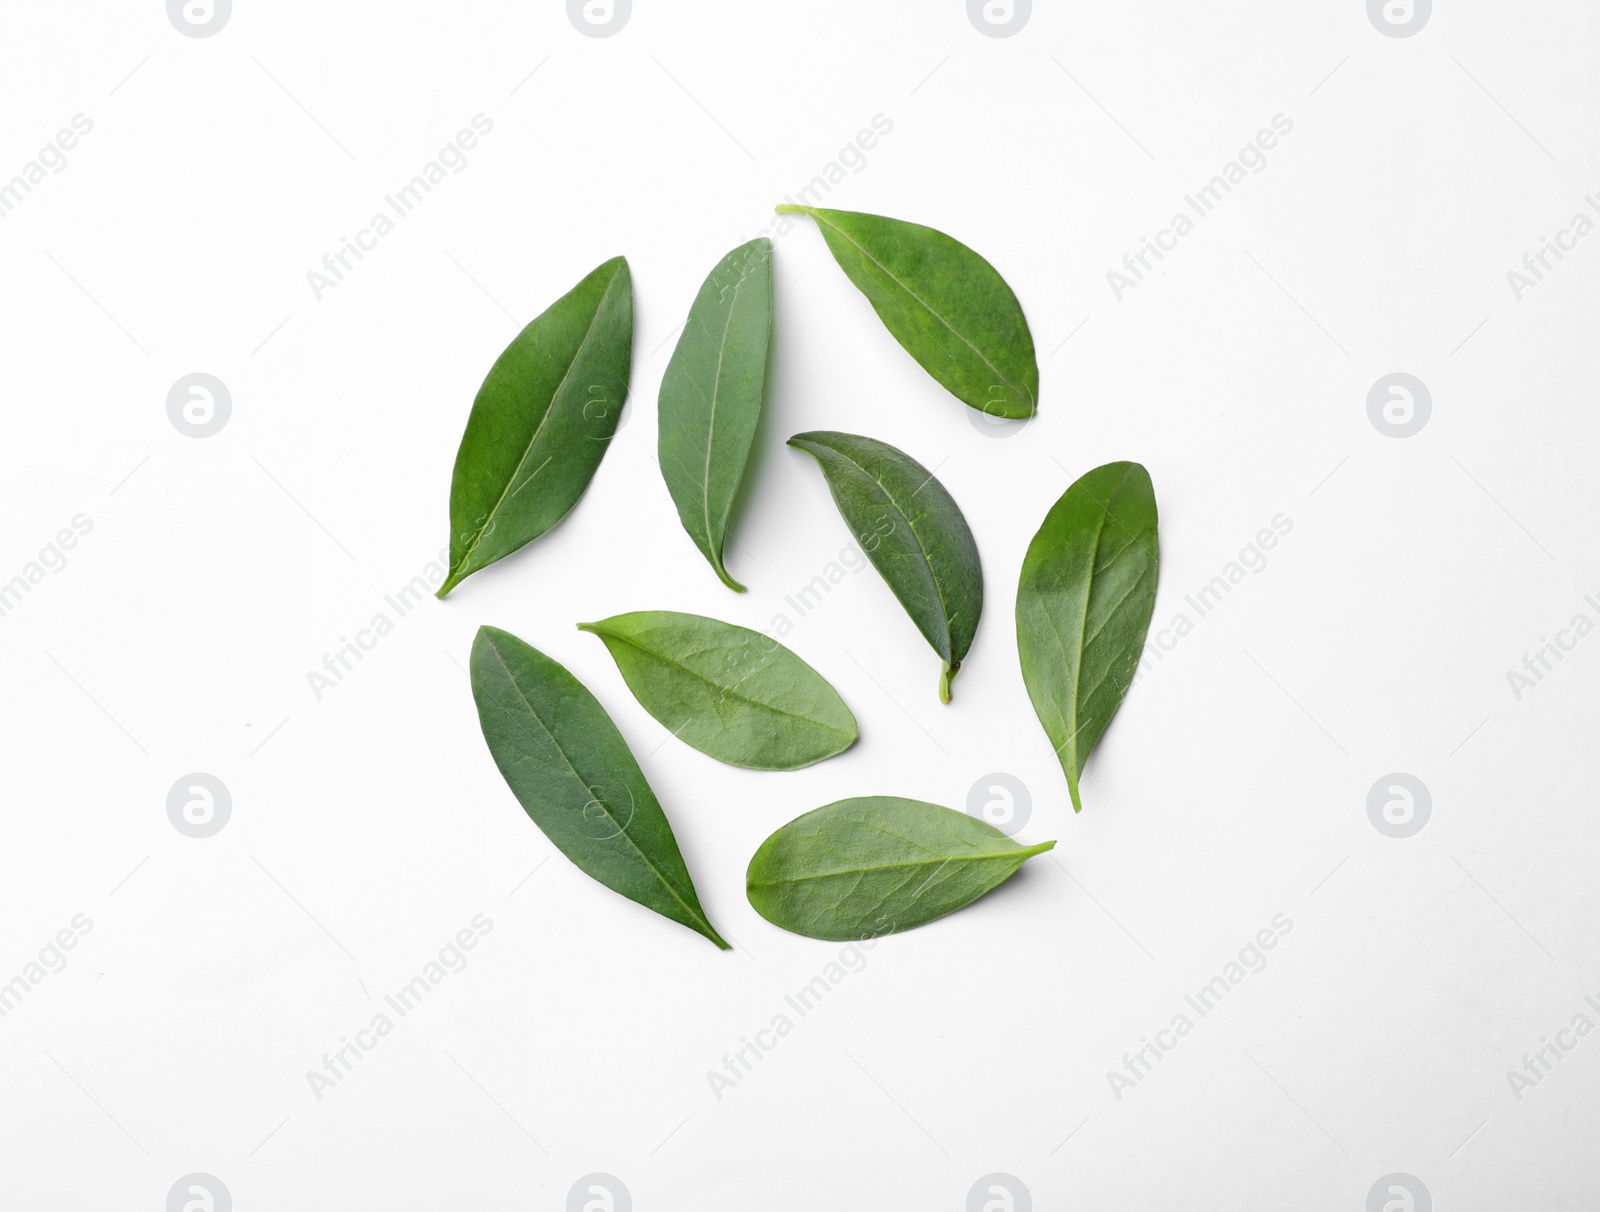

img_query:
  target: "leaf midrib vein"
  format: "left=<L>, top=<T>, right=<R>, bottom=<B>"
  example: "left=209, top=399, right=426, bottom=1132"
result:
left=1063, top=474, right=1125, bottom=776
left=751, top=847, right=1035, bottom=890
left=802, top=439, right=958, bottom=663
left=1023, top=465, right=1139, bottom=779
left=696, top=260, right=752, bottom=563
left=453, top=263, right=623, bottom=578
left=808, top=209, right=1025, bottom=403
left=482, top=636, right=707, bottom=930
left=589, top=628, right=854, bottom=737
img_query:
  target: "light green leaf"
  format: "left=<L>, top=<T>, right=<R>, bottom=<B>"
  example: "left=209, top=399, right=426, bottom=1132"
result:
left=578, top=610, right=856, bottom=771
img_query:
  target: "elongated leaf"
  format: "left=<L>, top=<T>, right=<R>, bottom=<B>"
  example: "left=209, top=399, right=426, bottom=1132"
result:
left=439, top=257, right=634, bottom=597
left=746, top=797, right=1054, bottom=941
left=1016, top=461, right=1159, bottom=813
left=578, top=610, right=856, bottom=771
left=470, top=625, right=728, bottom=949
left=788, top=430, right=982, bottom=702
left=658, top=239, right=774, bottom=592
left=776, top=205, right=1037, bottom=419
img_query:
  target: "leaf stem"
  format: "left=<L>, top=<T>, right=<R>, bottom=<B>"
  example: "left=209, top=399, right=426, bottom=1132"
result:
left=774, top=203, right=813, bottom=215
left=939, top=661, right=958, bottom=704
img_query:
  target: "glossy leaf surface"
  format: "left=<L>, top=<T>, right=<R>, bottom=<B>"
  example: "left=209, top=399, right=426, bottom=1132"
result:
left=1015, top=461, right=1159, bottom=813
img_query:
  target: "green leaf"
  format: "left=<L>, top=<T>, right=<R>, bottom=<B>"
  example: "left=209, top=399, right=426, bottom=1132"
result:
left=578, top=610, right=856, bottom=771
left=469, top=625, right=728, bottom=949
left=439, top=257, right=634, bottom=597
left=787, top=430, right=983, bottom=702
left=1015, top=461, right=1159, bottom=813
left=658, top=238, right=774, bottom=592
left=746, top=797, right=1055, bottom=941
left=775, top=205, right=1037, bottom=419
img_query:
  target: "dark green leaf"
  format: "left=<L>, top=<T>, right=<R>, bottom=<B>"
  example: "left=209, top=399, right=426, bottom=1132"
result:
left=470, top=625, right=728, bottom=949
left=788, top=430, right=982, bottom=702
left=1015, top=461, right=1159, bottom=813
left=439, top=257, right=634, bottom=597
left=578, top=610, right=856, bottom=771
left=746, top=797, right=1054, bottom=941
left=658, top=239, right=774, bottom=592
left=776, top=205, right=1037, bottom=419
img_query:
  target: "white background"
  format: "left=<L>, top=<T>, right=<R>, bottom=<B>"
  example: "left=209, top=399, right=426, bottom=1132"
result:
left=1, top=1, right=1597, bottom=1208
